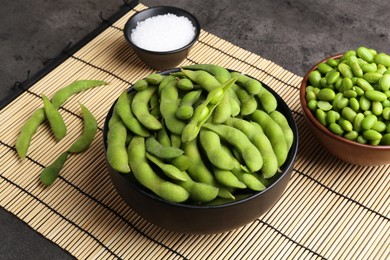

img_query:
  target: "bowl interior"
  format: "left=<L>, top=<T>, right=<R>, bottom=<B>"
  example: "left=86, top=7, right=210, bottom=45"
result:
left=103, top=68, right=299, bottom=209
left=124, top=6, right=201, bottom=54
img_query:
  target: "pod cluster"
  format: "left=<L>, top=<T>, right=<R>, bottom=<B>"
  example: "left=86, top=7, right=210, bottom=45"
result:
left=306, top=46, right=390, bottom=145
left=107, top=64, right=294, bottom=205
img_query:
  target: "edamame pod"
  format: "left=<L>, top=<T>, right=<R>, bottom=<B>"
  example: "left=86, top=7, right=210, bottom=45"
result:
left=132, top=86, right=162, bottom=130
left=183, top=64, right=231, bottom=84
left=107, top=118, right=131, bottom=173
left=114, top=91, right=149, bottom=137
left=128, top=136, right=189, bottom=203
left=40, top=151, right=69, bottom=186
left=146, top=153, right=186, bottom=181
left=68, top=104, right=97, bottom=153
left=145, top=136, right=183, bottom=159
left=251, top=110, right=289, bottom=167
left=181, top=69, right=221, bottom=91
left=42, top=95, right=67, bottom=141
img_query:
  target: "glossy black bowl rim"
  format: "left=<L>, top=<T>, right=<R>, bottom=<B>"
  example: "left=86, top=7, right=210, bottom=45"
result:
left=103, top=68, right=299, bottom=209
left=123, top=6, right=201, bottom=55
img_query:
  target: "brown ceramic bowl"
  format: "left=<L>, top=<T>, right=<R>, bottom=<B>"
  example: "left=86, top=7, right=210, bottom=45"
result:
left=103, top=68, right=299, bottom=234
left=300, top=54, right=390, bottom=166
left=124, top=6, right=200, bottom=70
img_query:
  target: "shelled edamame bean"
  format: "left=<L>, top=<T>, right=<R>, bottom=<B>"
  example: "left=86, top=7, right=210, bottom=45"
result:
left=306, top=46, right=390, bottom=145
left=106, top=64, right=295, bottom=205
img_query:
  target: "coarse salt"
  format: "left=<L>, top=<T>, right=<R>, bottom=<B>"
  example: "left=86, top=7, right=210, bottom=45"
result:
left=131, top=13, right=196, bottom=52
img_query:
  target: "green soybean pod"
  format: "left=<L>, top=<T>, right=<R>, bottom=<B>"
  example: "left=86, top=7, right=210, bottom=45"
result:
left=177, top=78, right=194, bottom=91
left=145, top=136, right=183, bottom=159
left=133, top=79, right=149, bottom=91
left=157, top=124, right=171, bottom=147
left=256, top=88, right=278, bottom=113
left=309, top=70, right=322, bottom=87
left=213, top=168, right=246, bottom=189
left=158, top=75, right=176, bottom=94
left=145, top=73, right=164, bottom=85
left=176, top=89, right=202, bottom=120
left=353, top=113, right=365, bottom=132
left=199, top=129, right=235, bottom=170
left=213, top=91, right=232, bottom=123
left=174, top=171, right=219, bottom=203
left=226, top=117, right=278, bottom=178
left=270, top=110, right=294, bottom=150
left=181, top=69, right=221, bottom=91
left=159, top=81, right=186, bottom=135
left=68, top=104, right=97, bottom=153
left=51, top=80, right=108, bottom=109
left=203, top=123, right=264, bottom=172
left=374, top=53, right=390, bottom=67
left=40, top=151, right=69, bottom=186
left=146, top=152, right=186, bottom=181
left=183, top=64, right=231, bottom=84
left=357, top=46, right=374, bottom=63
left=42, top=95, right=67, bottom=141
left=114, top=91, right=149, bottom=137
left=232, top=72, right=263, bottom=95
left=251, top=110, right=289, bottom=167
left=236, top=88, right=257, bottom=116
left=132, top=86, right=162, bottom=131
left=128, top=136, right=189, bottom=203
left=15, top=108, right=46, bottom=159
left=107, top=118, right=130, bottom=174
left=329, top=123, right=344, bottom=135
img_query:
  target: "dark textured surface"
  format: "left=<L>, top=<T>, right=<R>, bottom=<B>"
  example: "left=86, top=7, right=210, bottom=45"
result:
left=1, top=0, right=389, bottom=258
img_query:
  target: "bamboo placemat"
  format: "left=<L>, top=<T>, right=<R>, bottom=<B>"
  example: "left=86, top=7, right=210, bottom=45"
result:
left=1, top=3, right=389, bottom=259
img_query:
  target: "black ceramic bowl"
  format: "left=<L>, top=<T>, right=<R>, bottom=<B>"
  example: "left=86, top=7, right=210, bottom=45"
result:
left=103, top=69, right=299, bottom=234
left=124, top=6, right=201, bottom=70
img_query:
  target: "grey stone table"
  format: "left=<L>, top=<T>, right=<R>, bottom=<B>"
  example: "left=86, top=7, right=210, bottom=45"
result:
left=1, top=0, right=389, bottom=258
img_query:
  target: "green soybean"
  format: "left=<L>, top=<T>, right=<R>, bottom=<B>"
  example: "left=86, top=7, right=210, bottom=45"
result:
left=114, top=91, right=149, bottom=137
left=177, top=78, right=194, bottom=91
left=159, top=80, right=186, bottom=135
left=68, top=104, right=97, bottom=153
left=213, top=168, right=246, bottom=189
left=106, top=118, right=130, bottom=173
left=181, top=69, right=221, bottom=91
left=132, top=86, right=162, bottom=130
left=183, top=64, right=231, bottom=84
left=176, top=90, right=202, bottom=120
left=15, top=108, right=46, bottom=159
left=357, top=46, right=374, bottom=63
left=51, top=80, right=108, bottom=109
left=203, top=123, right=263, bottom=172
left=365, top=90, right=388, bottom=102
left=40, top=151, right=69, bottom=186
left=361, top=114, right=377, bottom=130
left=270, top=110, right=294, bottom=150
left=42, top=95, right=67, bottom=141
left=145, top=136, right=183, bottom=159
left=145, top=73, right=164, bottom=85
left=128, top=136, right=189, bottom=203
left=146, top=152, right=186, bottom=181
left=133, top=79, right=149, bottom=91
left=199, top=129, right=235, bottom=170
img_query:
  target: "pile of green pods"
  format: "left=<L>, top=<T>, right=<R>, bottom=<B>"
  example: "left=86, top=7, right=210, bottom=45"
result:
left=106, top=64, right=294, bottom=204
